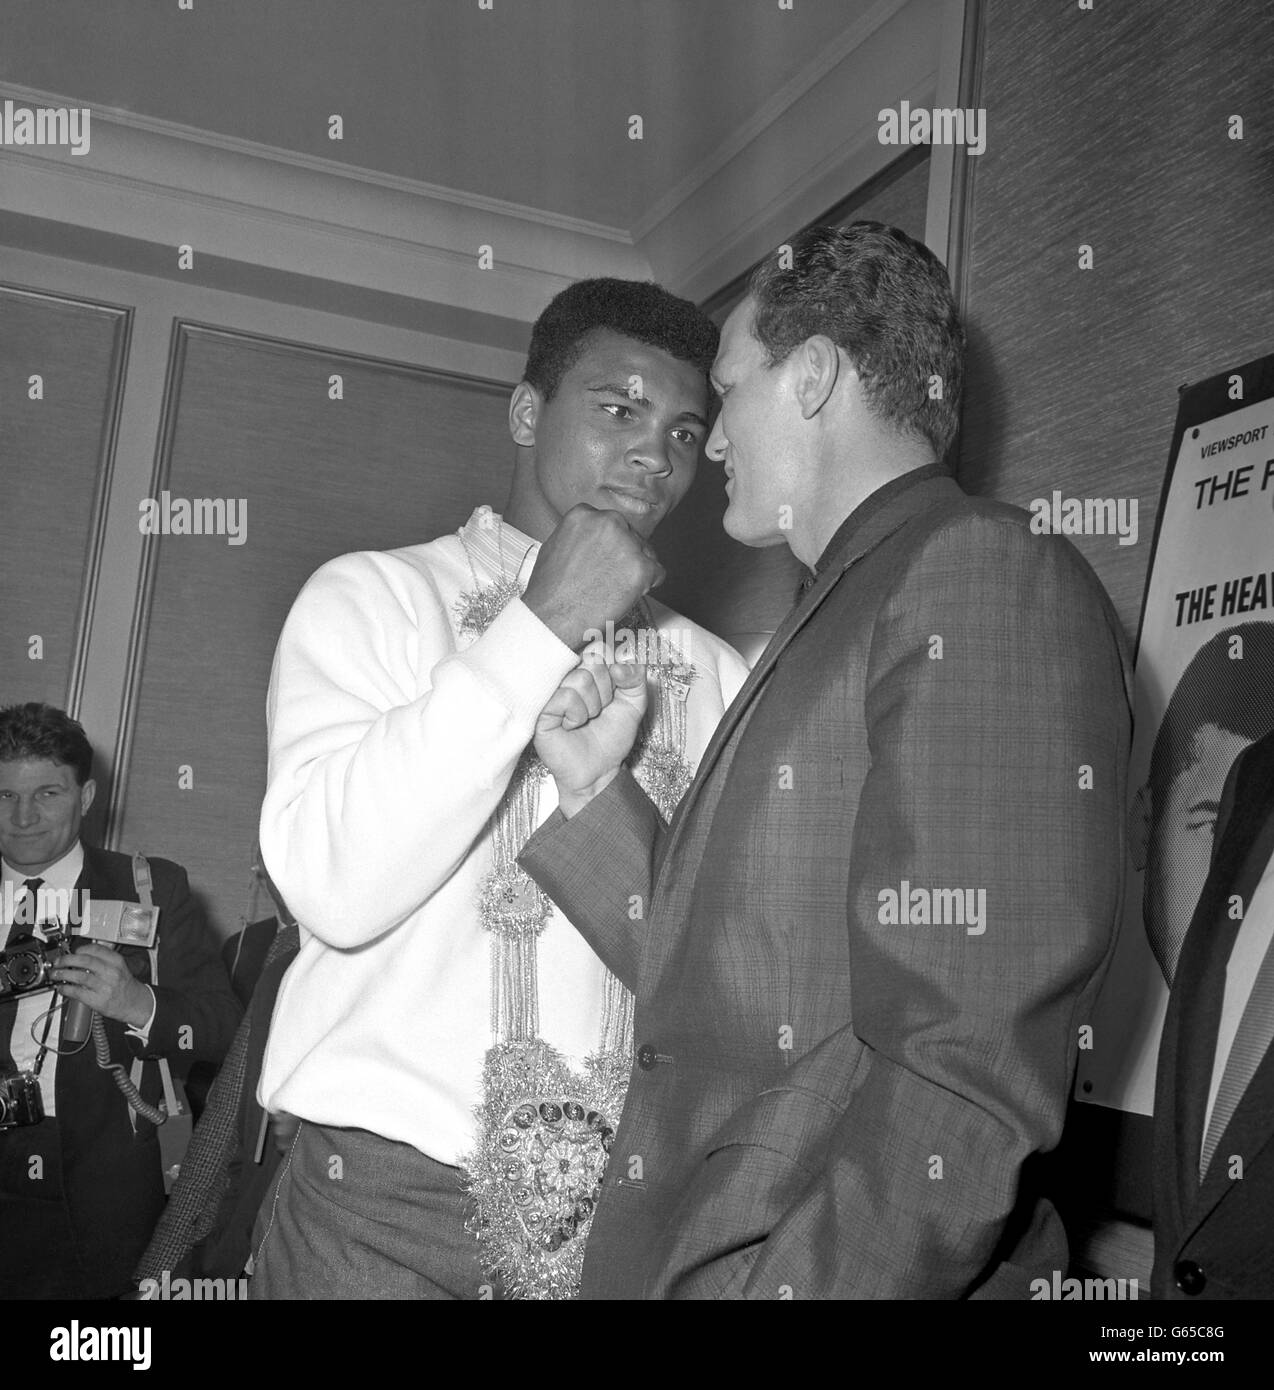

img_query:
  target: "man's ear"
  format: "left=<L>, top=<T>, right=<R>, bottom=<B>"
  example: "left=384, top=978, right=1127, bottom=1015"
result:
left=1129, top=783, right=1151, bottom=872
left=793, top=335, right=841, bottom=420
left=79, top=778, right=97, bottom=818
left=509, top=381, right=541, bottom=447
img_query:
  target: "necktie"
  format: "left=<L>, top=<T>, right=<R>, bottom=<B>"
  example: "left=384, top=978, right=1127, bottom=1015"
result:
left=2, top=879, right=45, bottom=1073
left=4, top=878, right=45, bottom=948
left=1200, top=933, right=1274, bottom=1179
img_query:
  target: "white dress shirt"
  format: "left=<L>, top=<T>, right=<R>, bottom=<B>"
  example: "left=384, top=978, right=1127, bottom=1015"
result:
left=2, top=842, right=84, bottom=1116
left=1203, top=848, right=1274, bottom=1142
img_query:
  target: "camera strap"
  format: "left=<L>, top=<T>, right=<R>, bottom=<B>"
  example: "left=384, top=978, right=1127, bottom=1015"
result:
left=126, top=855, right=182, bottom=1133
left=30, top=998, right=58, bottom=1079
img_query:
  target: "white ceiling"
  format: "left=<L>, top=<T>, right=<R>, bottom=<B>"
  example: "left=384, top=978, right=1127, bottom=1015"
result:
left=1, top=0, right=882, bottom=229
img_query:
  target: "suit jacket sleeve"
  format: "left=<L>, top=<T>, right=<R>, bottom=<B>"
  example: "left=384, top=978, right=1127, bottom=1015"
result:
left=124, top=861, right=241, bottom=1071
left=519, top=768, right=664, bottom=990
left=740, top=514, right=1132, bottom=1298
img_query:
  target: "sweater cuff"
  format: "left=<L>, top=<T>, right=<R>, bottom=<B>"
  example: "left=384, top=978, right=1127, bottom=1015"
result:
left=463, top=596, right=579, bottom=730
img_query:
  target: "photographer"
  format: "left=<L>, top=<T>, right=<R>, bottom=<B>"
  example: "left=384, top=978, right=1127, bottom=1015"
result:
left=0, top=703, right=241, bottom=1300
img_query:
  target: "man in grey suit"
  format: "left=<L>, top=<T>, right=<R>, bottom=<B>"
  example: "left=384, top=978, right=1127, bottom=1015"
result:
left=519, top=222, right=1133, bottom=1298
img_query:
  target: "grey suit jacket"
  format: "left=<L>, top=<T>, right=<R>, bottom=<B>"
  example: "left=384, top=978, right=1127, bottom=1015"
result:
left=521, top=468, right=1133, bottom=1299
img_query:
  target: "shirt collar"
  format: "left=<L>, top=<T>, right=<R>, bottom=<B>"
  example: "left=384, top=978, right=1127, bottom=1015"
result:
left=810, top=462, right=952, bottom=578
left=460, top=506, right=541, bottom=586
left=2, top=841, right=85, bottom=933
left=1, top=840, right=84, bottom=893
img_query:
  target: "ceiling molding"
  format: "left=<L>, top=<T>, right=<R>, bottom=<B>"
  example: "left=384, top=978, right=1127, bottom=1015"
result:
left=1, top=0, right=948, bottom=323
left=0, top=81, right=634, bottom=243
left=629, top=0, right=915, bottom=245
left=0, top=80, right=651, bottom=333
left=639, top=0, right=945, bottom=301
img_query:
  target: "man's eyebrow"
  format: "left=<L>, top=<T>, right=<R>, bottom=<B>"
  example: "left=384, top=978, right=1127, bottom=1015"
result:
left=587, top=384, right=708, bottom=430
left=1186, top=798, right=1221, bottom=817
left=588, top=382, right=648, bottom=406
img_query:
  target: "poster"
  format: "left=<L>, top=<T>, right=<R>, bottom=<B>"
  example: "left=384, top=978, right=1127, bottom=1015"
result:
left=1079, top=353, right=1274, bottom=1114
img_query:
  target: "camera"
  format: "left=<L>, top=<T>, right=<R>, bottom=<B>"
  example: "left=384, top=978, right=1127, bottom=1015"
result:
left=0, top=1069, right=44, bottom=1130
left=0, top=927, right=70, bottom=1002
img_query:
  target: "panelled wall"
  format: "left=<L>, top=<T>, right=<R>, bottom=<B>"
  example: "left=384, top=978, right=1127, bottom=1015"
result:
left=112, top=325, right=513, bottom=938
left=1, top=257, right=521, bottom=942
left=0, top=287, right=129, bottom=710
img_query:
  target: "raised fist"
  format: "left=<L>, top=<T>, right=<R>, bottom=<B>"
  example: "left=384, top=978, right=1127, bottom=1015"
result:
left=522, top=505, right=665, bottom=650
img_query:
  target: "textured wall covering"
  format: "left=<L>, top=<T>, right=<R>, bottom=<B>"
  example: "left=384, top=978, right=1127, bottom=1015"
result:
left=0, top=286, right=128, bottom=709
left=957, top=1, right=1274, bottom=1236
left=959, top=1, right=1274, bottom=643
left=113, top=326, right=514, bottom=938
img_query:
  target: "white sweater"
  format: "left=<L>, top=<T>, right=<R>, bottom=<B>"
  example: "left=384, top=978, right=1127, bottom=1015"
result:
left=257, top=508, right=749, bottom=1164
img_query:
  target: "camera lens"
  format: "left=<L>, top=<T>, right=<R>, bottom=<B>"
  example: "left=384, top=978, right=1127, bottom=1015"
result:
left=7, top=951, right=43, bottom=989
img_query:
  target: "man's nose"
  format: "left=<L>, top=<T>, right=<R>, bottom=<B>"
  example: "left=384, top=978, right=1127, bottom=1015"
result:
left=627, top=437, right=672, bottom=476
left=705, top=416, right=728, bottom=463
left=12, top=798, right=40, bottom=827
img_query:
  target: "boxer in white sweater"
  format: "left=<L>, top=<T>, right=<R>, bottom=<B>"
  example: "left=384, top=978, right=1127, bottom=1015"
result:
left=251, top=279, right=748, bottom=1300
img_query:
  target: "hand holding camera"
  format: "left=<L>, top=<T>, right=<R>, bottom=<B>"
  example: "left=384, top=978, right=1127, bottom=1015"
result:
left=51, top=943, right=153, bottom=1030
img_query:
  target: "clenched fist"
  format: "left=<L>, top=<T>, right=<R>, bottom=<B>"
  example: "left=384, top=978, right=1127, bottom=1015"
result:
left=523, top=504, right=665, bottom=650
left=535, top=655, right=649, bottom=817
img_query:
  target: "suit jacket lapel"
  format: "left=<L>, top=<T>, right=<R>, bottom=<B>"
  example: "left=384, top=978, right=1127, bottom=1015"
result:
left=657, top=474, right=963, bottom=874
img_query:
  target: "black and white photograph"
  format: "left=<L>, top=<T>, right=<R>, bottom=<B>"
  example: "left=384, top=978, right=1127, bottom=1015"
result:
left=1, top=0, right=1271, bottom=1364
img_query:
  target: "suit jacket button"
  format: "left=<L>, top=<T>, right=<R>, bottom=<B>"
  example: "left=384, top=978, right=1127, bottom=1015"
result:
left=636, top=1043, right=658, bottom=1071
left=1174, top=1260, right=1206, bottom=1295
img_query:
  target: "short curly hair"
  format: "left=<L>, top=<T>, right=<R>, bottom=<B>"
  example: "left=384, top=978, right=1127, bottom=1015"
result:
left=0, top=703, right=94, bottom=785
left=748, top=222, right=964, bottom=460
left=523, top=278, right=718, bottom=400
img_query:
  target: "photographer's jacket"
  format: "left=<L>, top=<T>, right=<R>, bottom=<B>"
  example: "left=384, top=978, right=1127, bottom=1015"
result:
left=0, top=846, right=240, bottom=1299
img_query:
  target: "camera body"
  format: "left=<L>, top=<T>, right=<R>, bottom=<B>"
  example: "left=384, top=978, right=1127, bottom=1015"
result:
left=0, top=927, right=72, bottom=1001
left=0, top=1068, right=44, bottom=1130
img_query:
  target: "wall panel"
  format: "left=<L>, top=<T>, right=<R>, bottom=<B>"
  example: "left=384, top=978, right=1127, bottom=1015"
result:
left=113, top=324, right=513, bottom=938
left=0, top=285, right=128, bottom=711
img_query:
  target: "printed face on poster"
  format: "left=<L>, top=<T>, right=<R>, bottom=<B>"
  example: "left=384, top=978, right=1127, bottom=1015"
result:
left=1079, top=355, right=1274, bottom=1114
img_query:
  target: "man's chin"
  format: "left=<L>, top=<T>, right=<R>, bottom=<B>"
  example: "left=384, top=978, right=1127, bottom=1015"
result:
left=722, top=505, right=787, bottom=549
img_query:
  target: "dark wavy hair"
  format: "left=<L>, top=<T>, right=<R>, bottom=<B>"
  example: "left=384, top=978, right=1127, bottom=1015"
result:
left=748, top=222, right=965, bottom=460
left=1147, top=622, right=1274, bottom=802
left=523, top=278, right=719, bottom=400
left=0, top=703, right=94, bottom=785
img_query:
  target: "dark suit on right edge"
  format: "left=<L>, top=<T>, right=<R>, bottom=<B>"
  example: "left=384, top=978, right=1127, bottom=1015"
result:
left=1152, top=729, right=1274, bottom=1300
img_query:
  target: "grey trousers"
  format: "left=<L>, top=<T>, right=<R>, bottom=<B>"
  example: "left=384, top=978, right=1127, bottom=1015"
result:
left=248, top=1120, right=502, bottom=1300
